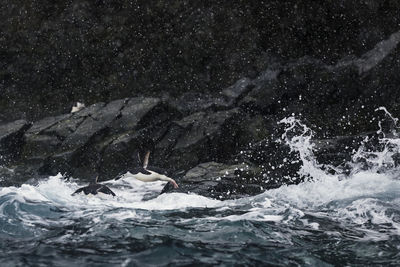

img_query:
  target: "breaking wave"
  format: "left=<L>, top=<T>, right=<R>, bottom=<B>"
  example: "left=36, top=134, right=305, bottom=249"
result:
left=1, top=108, right=400, bottom=265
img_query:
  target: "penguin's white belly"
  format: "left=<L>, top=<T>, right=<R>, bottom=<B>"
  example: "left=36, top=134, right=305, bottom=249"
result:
left=127, top=171, right=170, bottom=182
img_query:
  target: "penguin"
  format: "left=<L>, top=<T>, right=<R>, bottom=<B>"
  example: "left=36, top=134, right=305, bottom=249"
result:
left=115, top=151, right=179, bottom=188
left=72, top=176, right=116, bottom=196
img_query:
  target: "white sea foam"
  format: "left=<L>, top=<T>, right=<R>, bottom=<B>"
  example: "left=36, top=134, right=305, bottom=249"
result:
left=262, top=113, right=400, bottom=239
left=1, top=174, right=221, bottom=213
left=1, top=111, right=400, bottom=241
left=213, top=212, right=283, bottom=222
left=263, top=171, right=400, bottom=209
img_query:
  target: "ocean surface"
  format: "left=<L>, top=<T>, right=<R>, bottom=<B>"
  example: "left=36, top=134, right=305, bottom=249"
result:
left=1, top=114, right=400, bottom=266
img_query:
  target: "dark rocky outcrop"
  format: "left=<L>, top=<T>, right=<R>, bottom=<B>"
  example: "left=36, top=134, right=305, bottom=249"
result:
left=161, top=162, right=265, bottom=200
left=20, top=97, right=167, bottom=181
left=1, top=1, right=400, bottom=123
left=154, top=108, right=241, bottom=172
left=1, top=10, right=400, bottom=199
left=0, top=120, right=31, bottom=165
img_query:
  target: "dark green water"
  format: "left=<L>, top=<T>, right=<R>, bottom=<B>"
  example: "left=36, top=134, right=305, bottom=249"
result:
left=1, top=171, right=400, bottom=266
left=2, top=116, right=400, bottom=266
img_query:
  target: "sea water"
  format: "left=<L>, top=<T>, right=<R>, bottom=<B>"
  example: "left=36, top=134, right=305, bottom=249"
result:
left=1, top=110, right=400, bottom=266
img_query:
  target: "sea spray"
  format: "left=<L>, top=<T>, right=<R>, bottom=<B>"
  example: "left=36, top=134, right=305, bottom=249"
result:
left=1, top=112, right=400, bottom=265
left=278, top=116, right=333, bottom=182
left=350, top=107, right=400, bottom=176
left=264, top=110, right=400, bottom=243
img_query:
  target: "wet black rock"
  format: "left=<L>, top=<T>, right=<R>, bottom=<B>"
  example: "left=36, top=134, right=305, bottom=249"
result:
left=8, top=98, right=162, bottom=182
left=2, top=1, right=400, bottom=122
left=238, top=30, right=400, bottom=137
left=1, top=17, right=400, bottom=198
left=165, top=93, right=228, bottom=116
left=161, top=162, right=265, bottom=200
left=312, top=134, right=371, bottom=170
left=0, top=120, right=31, bottom=165
left=154, top=109, right=242, bottom=172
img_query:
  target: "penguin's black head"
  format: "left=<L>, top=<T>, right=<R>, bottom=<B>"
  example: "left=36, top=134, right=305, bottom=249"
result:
left=129, top=137, right=155, bottom=166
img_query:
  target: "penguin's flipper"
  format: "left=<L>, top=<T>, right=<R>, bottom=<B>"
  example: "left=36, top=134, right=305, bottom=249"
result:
left=99, top=185, right=116, bottom=196
left=71, top=187, right=85, bottom=196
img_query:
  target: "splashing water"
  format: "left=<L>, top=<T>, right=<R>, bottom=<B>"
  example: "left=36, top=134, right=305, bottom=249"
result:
left=278, top=116, right=334, bottom=181
left=1, top=111, right=400, bottom=265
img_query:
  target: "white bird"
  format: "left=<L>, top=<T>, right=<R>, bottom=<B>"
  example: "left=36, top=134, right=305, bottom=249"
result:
left=71, top=102, right=86, bottom=113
